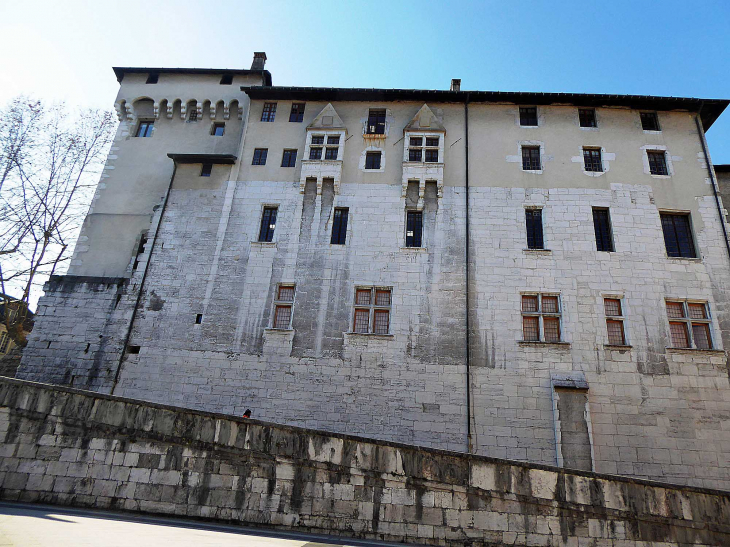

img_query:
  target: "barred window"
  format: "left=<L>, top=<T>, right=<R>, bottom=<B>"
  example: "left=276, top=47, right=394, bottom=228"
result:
left=604, top=298, right=626, bottom=346
left=520, top=107, right=538, bottom=126
left=647, top=150, right=668, bottom=176
left=289, top=103, right=305, bottom=123
left=188, top=109, right=198, bottom=122
left=522, top=294, right=562, bottom=342
left=583, top=148, right=603, bottom=172
left=281, top=149, right=297, bottom=167
left=579, top=108, right=596, bottom=128
left=660, top=213, right=696, bottom=258
left=258, top=207, right=277, bottom=242
left=325, top=147, right=338, bottom=160
left=640, top=112, right=660, bottom=131
left=353, top=287, right=392, bottom=334
left=0, top=332, right=9, bottom=353
left=252, top=148, right=268, bottom=165
left=592, top=208, right=614, bottom=252
left=309, top=147, right=322, bottom=160
left=406, top=211, right=423, bottom=248
left=311, top=135, right=325, bottom=145
left=261, top=102, right=277, bottom=122
left=409, top=149, right=422, bottom=162
left=522, top=146, right=541, bottom=170
left=666, top=300, right=713, bottom=349
left=365, top=151, right=382, bottom=169
left=272, top=285, right=295, bottom=329
left=327, top=135, right=340, bottom=145
left=525, top=209, right=544, bottom=250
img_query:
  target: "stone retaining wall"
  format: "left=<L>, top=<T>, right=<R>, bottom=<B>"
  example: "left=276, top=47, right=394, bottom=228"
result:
left=1, top=377, right=729, bottom=546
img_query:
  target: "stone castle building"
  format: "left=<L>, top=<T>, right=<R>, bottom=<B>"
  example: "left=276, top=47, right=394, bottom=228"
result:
left=17, top=52, right=730, bottom=490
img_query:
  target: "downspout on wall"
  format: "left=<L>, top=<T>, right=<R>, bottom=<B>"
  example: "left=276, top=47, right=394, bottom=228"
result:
left=464, top=93, right=473, bottom=454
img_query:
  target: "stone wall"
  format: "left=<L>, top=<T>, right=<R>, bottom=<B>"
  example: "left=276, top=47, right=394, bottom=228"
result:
left=1, top=377, right=730, bottom=546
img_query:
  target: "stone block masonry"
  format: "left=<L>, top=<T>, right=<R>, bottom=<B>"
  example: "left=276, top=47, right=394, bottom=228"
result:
left=2, top=377, right=730, bottom=546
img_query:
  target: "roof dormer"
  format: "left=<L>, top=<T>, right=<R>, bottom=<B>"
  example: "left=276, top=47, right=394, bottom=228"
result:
left=402, top=104, right=445, bottom=206
left=300, top=103, right=346, bottom=195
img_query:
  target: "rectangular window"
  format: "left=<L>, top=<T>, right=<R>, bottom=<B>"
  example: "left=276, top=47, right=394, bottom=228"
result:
left=660, top=213, right=696, bottom=258
left=365, top=151, right=382, bottom=169
left=522, top=294, right=562, bottom=342
left=409, top=149, right=422, bottom=162
left=188, top=109, right=198, bottom=122
left=0, top=332, right=9, bottom=353
left=281, top=149, right=297, bottom=167
left=331, top=208, right=348, bottom=245
left=525, top=209, right=544, bottom=250
left=200, top=163, right=212, bottom=177
left=252, top=148, right=268, bottom=165
left=522, top=146, right=541, bottom=170
left=211, top=123, right=225, bottom=136
left=309, top=147, right=322, bottom=160
left=666, top=301, right=712, bottom=349
left=641, top=112, right=660, bottom=131
left=647, top=150, right=668, bottom=175
left=353, top=287, right=392, bottom=334
left=220, top=74, right=233, bottom=85
left=604, top=298, right=626, bottom=345
left=135, top=121, right=154, bottom=138
left=426, top=137, right=439, bottom=147
left=579, top=108, right=596, bottom=128
left=325, top=147, right=338, bottom=160
left=410, top=137, right=423, bottom=147
left=520, top=107, right=538, bottom=126
left=327, top=135, right=340, bottom=145
left=583, top=148, right=603, bottom=172
left=406, top=211, right=423, bottom=248
left=592, top=208, right=614, bottom=252
left=258, top=207, right=278, bottom=242
left=425, top=149, right=439, bottom=163
left=289, top=103, right=305, bottom=122
left=261, top=102, right=277, bottom=122
left=311, top=135, right=325, bottom=145
left=272, top=285, right=295, bottom=329
left=146, top=73, right=159, bottom=84
left=366, top=109, right=386, bottom=134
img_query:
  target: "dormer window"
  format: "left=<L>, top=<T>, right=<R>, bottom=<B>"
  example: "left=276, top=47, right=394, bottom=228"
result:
left=309, top=135, right=324, bottom=160
left=406, top=135, right=440, bottom=163
left=367, top=109, right=386, bottom=135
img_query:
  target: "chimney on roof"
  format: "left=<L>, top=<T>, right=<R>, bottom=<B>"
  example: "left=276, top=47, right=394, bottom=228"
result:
left=450, top=79, right=461, bottom=92
left=251, top=52, right=267, bottom=71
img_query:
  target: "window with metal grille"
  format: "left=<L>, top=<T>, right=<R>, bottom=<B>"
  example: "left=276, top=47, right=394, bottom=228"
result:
left=281, top=149, right=297, bottom=167
left=212, top=123, right=225, bottom=136
left=289, top=103, right=305, bottom=122
left=353, top=287, right=392, bottom=334
left=579, top=108, right=596, bottom=128
left=325, top=147, right=338, bottom=160
left=406, top=211, right=423, bottom=248
left=592, top=208, right=614, bottom=252
left=188, top=109, right=198, bottom=122
left=252, top=148, right=268, bottom=165
left=660, top=213, right=696, bottom=258
left=583, top=148, right=603, bottom=172
left=146, top=73, right=158, bottom=84
left=525, top=209, right=544, bottom=249
left=272, top=285, right=295, bottom=329
left=425, top=149, right=439, bottom=163
left=522, top=294, right=562, bottom=342
left=365, top=151, right=382, bottom=169
left=0, top=332, right=8, bottom=353
left=200, top=164, right=212, bottom=177
left=258, top=207, right=277, bottom=242
left=666, top=300, right=712, bottom=349
left=647, top=150, right=668, bottom=175
left=409, top=149, right=422, bottom=162
left=522, top=146, right=541, bottom=170
left=604, top=298, right=626, bottom=345
left=640, top=112, right=660, bottom=131
left=520, top=107, right=538, bottom=126
left=327, top=135, right=340, bottom=145
left=331, top=208, right=348, bottom=245
left=135, top=120, right=154, bottom=138
left=220, top=74, right=233, bottom=85
left=366, top=109, right=386, bottom=134
left=261, top=102, right=277, bottom=122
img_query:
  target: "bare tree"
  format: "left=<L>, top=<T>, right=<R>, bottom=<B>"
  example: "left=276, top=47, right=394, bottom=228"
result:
left=0, top=97, right=117, bottom=346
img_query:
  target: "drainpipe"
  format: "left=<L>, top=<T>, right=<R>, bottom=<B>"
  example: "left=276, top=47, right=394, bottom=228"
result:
left=464, top=93, right=473, bottom=454
left=110, top=162, right=177, bottom=395
left=694, top=108, right=730, bottom=264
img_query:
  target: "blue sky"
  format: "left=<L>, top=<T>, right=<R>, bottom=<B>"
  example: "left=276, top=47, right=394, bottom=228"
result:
left=1, top=0, right=729, bottom=161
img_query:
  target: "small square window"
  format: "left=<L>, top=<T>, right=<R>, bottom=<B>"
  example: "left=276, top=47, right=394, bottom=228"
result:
left=641, top=112, right=660, bottom=131
left=583, top=148, right=603, bottom=172
left=327, top=135, right=340, bottom=145
left=425, top=150, right=439, bottom=163
left=409, top=149, right=422, bottom=162
left=252, top=148, right=268, bottom=165
left=542, top=296, right=559, bottom=314
left=212, top=123, right=225, bottom=136
left=520, top=107, right=538, bottom=126
left=365, top=151, right=382, bottom=169
left=135, top=121, right=154, bottom=138
left=426, top=137, right=439, bottom=147
left=309, top=147, right=322, bottom=160
left=356, top=289, right=371, bottom=306
left=261, top=103, right=277, bottom=122
left=311, top=135, right=324, bottom=145
left=281, top=149, right=297, bottom=167
left=220, top=74, right=233, bottom=85
left=188, top=109, right=198, bottom=122
left=579, top=108, right=597, bottom=128
left=410, top=137, right=423, bottom=147
left=289, top=103, right=305, bottom=122
left=647, top=151, right=668, bottom=176
left=522, top=146, right=541, bottom=171
left=146, top=73, right=159, bottom=84
left=200, top=163, right=212, bottom=177
left=325, top=147, right=338, bottom=160
left=522, top=295, right=538, bottom=312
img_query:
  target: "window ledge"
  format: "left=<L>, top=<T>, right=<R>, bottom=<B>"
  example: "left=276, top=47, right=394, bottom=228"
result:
left=666, top=347, right=725, bottom=355
left=604, top=344, right=632, bottom=350
left=649, top=174, right=671, bottom=179
left=518, top=341, right=570, bottom=348
left=345, top=332, right=394, bottom=340
left=264, top=328, right=294, bottom=333
left=251, top=241, right=277, bottom=248
left=401, top=247, right=428, bottom=252
left=523, top=249, right=552, bottom=254
left=522, top=169, right=544, bottom=174
left=666, top=256, right=701, bottom=262
left=643, top=130, right=662, bottom=134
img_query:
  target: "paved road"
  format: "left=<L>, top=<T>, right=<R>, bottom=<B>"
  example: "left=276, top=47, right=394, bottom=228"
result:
left=0, top=502, right=406, bottom=547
